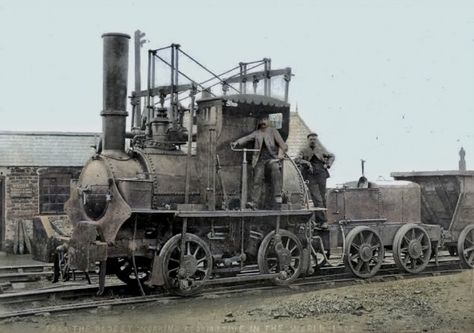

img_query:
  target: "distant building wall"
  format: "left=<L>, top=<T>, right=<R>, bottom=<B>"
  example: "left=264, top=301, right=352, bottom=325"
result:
left=0, top=166, right=82, bottom=252
left=0, top=132, right=98, bottom=253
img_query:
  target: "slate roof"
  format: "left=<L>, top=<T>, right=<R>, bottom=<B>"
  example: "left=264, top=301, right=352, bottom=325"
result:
left=287, top=112, right=312, bottom=158
left=0, top=131, right=100, bottom=167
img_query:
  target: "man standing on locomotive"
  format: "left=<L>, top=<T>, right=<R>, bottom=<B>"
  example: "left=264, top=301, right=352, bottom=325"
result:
left=296, top=132, right=335, bottom=228
left=231, top=116, right=288, bottom=209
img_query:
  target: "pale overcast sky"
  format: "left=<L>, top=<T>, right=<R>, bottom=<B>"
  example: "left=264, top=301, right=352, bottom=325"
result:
left=0, top=0, right=473, bottom=185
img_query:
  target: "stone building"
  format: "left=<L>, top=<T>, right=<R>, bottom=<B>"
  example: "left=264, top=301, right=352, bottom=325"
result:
left=0, top=131, right=99, bottom=252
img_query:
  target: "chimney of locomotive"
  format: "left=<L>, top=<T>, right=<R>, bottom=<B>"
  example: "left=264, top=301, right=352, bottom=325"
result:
left=101, top=33, right=130, bottom=153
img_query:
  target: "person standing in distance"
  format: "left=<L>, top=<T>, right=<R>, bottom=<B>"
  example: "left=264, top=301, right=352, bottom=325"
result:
left=296, top=132, right=335, bottom=228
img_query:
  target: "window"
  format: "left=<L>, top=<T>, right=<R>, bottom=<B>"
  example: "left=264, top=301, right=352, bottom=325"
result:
left=269, top=113, right=283, bottom=129
left=39, top=174, right=71, bottom=214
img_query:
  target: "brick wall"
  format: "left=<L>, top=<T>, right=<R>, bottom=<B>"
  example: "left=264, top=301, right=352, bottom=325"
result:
left=2, top=166, right=81, bottom=252
left=4, top=167, right=39, bottom=252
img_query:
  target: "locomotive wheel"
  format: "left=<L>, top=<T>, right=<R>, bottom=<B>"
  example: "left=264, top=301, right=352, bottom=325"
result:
left=114, top=256, right=151, bottom=286
left=343, top=226, right=384, bottom=278
left=393, top=224, right=432, bottom=274
left=257, top=229, right=303, bottom=286
left=160, top=233, right=212, bottom=296
left=457, top=224, right=474, bottom=269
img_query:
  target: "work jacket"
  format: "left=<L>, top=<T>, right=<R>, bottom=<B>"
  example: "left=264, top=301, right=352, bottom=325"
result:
left=296, top=139, right=335, bottom=178
left=235, top=127, right=288, bottom=167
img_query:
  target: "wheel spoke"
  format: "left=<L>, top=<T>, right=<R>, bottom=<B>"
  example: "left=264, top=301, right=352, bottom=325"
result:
left=403, top=235, right=411, bottom=245
left=403, top=254, right=411, bottom=265
left=351, top=243, right=360, bottom=251
left=371, top=243, right=381, bottom=251
left=464, top=246, right=474, bottom=254
left=196, top=257, right=207, bottom=265
left=351, top=253, right=360, bottom=261
left=400, top=247, right=408, bottom=253
left=285, top=238, right=290, bottom=249
left=193, top=246, right=200, bottom=257
left=355, top=259, right=363, bottom=272
left=169, top=258, right=180, bottom=264
left=359, top=232, right=365, bottom=244
left=366, top=233, right=374, bottom=245
left=411, top=257, right=416, bottom=269
left=467, top=252, right=474, bottom=264
left=416, top=233, right=424, bottom=242
left=411, top=228, right=416, bottom=240
left=186, top=242, right=191, bottom=255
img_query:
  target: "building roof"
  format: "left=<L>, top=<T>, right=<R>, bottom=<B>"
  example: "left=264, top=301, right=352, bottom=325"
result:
left=0, top=131, right=100, bottom=167
left=287, top=112, right=312, bottom=157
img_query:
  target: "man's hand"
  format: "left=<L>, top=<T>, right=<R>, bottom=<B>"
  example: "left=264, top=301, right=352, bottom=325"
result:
left=230, top=141, right=237, bottom=149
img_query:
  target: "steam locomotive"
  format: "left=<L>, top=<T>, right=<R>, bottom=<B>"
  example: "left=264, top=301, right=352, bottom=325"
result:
left=62, top=32, right=474, bottom=296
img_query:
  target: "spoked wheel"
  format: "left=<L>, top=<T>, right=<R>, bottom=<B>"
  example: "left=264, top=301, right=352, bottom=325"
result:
left=457, top=224, right=474, bottom=268
left=114, top=256, right=151, bottom=286
left=393, top=223, right=432, bottom=273
left=258, top=229, right=303, bottom=285
left=160, top=233, right=212, bottom=296
left=344, top=226, right=384, bottom=278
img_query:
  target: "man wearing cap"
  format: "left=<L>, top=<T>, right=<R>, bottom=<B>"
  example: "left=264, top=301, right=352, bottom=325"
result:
left=296, top=132, right=335, bottom=228
left=231, top=116, right=288, bottom=209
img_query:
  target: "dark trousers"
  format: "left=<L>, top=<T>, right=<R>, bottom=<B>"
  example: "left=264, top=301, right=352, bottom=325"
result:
left=308, top=173, right=328, bottom=223
left=252, top=159, right=282, bottom=207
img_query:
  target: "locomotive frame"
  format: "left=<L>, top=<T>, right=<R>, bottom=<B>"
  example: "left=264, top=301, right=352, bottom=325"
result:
left=60, top=32, right=474, bottom=296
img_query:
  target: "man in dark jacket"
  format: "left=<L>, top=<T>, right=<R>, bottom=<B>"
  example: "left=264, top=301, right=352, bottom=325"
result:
left=296, top=132, right=335, bottom=228
left=231, top=116, right=288, bottom=208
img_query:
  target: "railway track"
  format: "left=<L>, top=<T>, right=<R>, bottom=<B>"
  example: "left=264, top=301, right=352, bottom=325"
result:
left=0, top=263, right=53, bottom=284
left=0, top=257, right=466, bottom=320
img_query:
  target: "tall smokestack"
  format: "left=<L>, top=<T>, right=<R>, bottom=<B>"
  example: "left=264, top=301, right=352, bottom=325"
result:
left=101, top=33, right=130, bottom=153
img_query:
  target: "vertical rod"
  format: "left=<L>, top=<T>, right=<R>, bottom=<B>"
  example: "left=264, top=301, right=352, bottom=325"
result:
left=133, top=30, right=143, bottom=129
left=240, top=217, right=245, bottom=269
left=147, top=50, right=152, bottom=124
left=267, top=58, right=271, bottom=97
left=170, top=45, right=175, bottom=126
left=239, top=63, right=244, bottom=93
left=151, top=51, right=156, bottom=117
left=179, top=217, right=188, bottom=262
left=284, top=69, right=291, bottom=103
left=174, top=45, right=180, bottom=128
left=184, top=87, right=196, bottom=204
left=241, top=149, right=248, bottom=210
left=263, top=58, right=268, bottom=96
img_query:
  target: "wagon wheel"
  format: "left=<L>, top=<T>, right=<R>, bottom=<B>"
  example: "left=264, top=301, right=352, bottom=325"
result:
left=258, top=229, right=303, bottom=285
left=457, top=224, right=474, bottom=269
left=343, top=226, right=384, bottom=278
left=160, top=233, right=212, bottom=296
left=114, top=256, right=151, bottom=286
left=393, top=223, right=432, bottom=273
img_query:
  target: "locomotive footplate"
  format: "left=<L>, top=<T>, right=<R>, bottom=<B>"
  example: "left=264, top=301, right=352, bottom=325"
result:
left=130, top=208, right=324, bottom=218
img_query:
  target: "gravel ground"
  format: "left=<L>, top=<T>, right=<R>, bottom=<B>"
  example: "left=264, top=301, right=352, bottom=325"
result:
left=1, top=269, right=473, bottom=333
